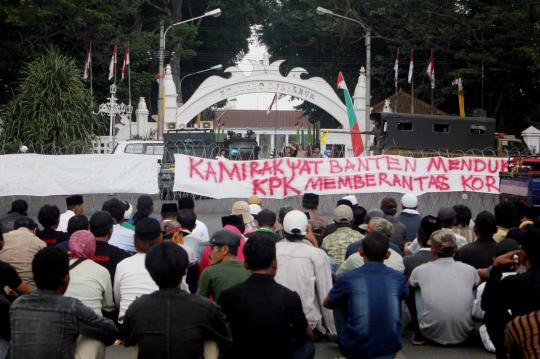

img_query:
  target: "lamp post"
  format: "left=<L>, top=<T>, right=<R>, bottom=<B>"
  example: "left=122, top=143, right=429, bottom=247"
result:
left=316, top=6, right=371, bottom=152
left=178, top=64, right=223, bottom=104
left=158, top=8, right=222, bottom=139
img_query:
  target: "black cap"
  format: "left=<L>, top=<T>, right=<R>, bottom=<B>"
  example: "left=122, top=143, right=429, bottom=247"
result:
left=161, top=202, right=178, bottom=216
left=135, top=218, right=162, bottom=241
left=102, top=198, right=127, bottom=221
left=90, top=211, right=114, bottom=229
left=177, top=197, right=195, bottom=210
left=66, top=195, right=84, bottom=207
left=257, top=209, right=276, bottom=226
left=303, top=193, right=319, bottom=204
left=222, top=214, right=244, bottom=229
left=495, top=238, right=521, bottom=256
left=209, top=229, right=241, bottom=247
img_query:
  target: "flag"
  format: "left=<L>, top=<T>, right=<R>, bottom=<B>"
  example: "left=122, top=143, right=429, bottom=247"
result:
left=408, top=49, right=414, bottom=84
left=394, top=48, right=399, bottom=88
left=336, top=72, right=364, bottom=156
left=266, top=93, right=277, bottom=115
left=321, top=129, right=328, bottom=149
left=426, top=50, right=435, bottom=89
left=83, top=42, right=92, bottom=80
left=108, top=43, right=117, bottom=81
left=452, top=78, right=465, bottom=117
left=122, top=47, right=130, bottom=81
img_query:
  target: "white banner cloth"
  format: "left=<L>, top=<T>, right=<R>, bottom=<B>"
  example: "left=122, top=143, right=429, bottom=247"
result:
left=0, top=154, right=159, bottom=196
left=173, top=154, right=508, bottom=199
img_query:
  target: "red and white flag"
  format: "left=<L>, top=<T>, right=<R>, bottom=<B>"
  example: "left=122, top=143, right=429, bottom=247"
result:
left=408, top=49, right=414, bottom=84
left=266, top=93, right=277, bottom=115
left=122, top=47, right=130, bottom=81
left=394, top=48, right=399, bottom=88
left=426, top=50, right=435, bottom=89
left=108, top=43, right=117, bottom=81
left=83, top=42, right=92, bottom=80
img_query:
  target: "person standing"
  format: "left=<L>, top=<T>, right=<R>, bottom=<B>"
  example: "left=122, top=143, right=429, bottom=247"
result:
left=197, top=230, right=250, bottom=302
left=58, top=195, right=84, bottom=233
left=219, top=237, right=314, bottom=359
left=9, top=247, right=117, bottom=359
left=178, top=197, right=209, bottom=242
left=0, top=200, right=28, bottom=234
left=275, top=210, right=336, bottom=337
left=122, top=242, right=231, bottom=358
left=36, top=205, right=68, bottom=247
left=455, top=211, right=498, bottom=269
left=325, top=232, right=408, bottom=359
left=397, top=193, right=422, bottom=242
left=302, top=193, right=327, bottom=246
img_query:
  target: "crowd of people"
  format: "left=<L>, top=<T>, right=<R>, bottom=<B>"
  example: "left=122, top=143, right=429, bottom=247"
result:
left=0, top=191, right=539, bottom=359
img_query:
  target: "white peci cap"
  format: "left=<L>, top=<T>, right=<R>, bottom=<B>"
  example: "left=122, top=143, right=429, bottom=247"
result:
left=342, top=195, right=358, bottom=206
left=249, top=204, right=262, bottom=216
left=401, top=193, right=418, bottom=208
left=283, top=210, right=308, bottom=236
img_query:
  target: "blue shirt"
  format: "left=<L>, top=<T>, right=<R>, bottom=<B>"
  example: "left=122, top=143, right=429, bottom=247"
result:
left=328, top=261, right=408, bottom=359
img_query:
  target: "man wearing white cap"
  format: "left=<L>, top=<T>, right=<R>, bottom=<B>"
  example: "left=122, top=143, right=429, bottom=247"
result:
left=275, top=210, right=336, bottom=338
left=398, top=193, right=422, bottom=242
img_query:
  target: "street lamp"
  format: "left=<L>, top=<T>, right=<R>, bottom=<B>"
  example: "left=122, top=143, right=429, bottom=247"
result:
left=316, top=6, right=371, bottom=152
left=158, top=8, right=222, bottom=139
left=178, top=64, right=223, bottom=104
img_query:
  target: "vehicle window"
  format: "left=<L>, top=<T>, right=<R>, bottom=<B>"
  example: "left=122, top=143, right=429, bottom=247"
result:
left=125, top=144, right=144, bottom=154
left=145, top=145, right=164, bottom=155
left=470, top=125, right=487, bottom=135
left=397, top=122, right=413, bottom=131
left=433, top=123, right=450, bottom=133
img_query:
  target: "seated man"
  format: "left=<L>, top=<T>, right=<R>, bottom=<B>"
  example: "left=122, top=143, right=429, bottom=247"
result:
left=219, top=237, right=313, bottom=359
left=122, top=242, right=231, bottom=358
left=325, top=232, right=408, bottom=359
left=36, top=204, right=68, bottom=247
left=9, top=247, right=117, bottom=359
left=409, top=229, right=479, bottom=346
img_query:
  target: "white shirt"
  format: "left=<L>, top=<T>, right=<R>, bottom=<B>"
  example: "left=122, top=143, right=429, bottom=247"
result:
left=65, top=258, right=115, bottom=315
left=192, top=219, right=209, bottom=242
left=275, top=239, right=336, bottom=335
left=109, top=224, right=135, bottom=253
left=337, top=249, right=405, bottom=277
left=57, top=210, right=75, bottom=233
left=114, top=253, right=158, bottom=320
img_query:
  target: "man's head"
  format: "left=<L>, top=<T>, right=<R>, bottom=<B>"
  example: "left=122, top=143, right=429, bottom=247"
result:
left=437, top=207, right=456, bottom=228
left=177, top=197, right=195, bottom=211
left=495, top=202, right=518, bottom=229
left=243, top=237, right=277, bottom=275
left=66, top=195, right=84, bottom=215
left=360, top=232, right=390, bottom=262
left=334, top=204, right=353, bottom=227
left=69, top=230, right=96, bottom=259
left=380, top=197, right=398, bottom=216
left=521, top=228, right=540, bottom=269
left=221, top=214, right=245, bottom=234
left=178, top=209, right=197, bottom=232
left=135, top=218, right=162, bottom=253
left=37, top=204, right=61, bottom=230
left=429, top=229, right=458, bottom=258
left=256, top=209, right=276, bottom=229
left=278, top=206, right=293, bottom=225
left=283, top=210, right=309, bottom=241
left=353, top=206, right=367, bottom=227
left=417, top=215, right=441, bottom=247
left=367, top=217, right=394, bottom=238
left=89, top=211, right=114, bottom=240
left=67, top=215, right=89, bottom=236
left=401, top=193, right=418, bottom=210
left=145, top=242, right=189, bottom=289
left=474, top=211, right=497, bottom=240
left=14, top=217, right=37, bottom=233
left=302, top=193, right=319, bottom=211
left=208, top=229, right=241, bottom=264
left=102, top=197, right=128, bottom=223
left=161, top=220, right=191, bottom=244
left=453, top=205, right=472, bottom=227
left=8, top=199, right=28, bottom=216
left=160, top=202, right=178, bottom=220
left=32, top=247, right=70, bottom=293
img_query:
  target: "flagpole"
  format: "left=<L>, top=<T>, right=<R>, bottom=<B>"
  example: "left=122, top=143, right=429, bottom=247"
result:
left=411, top=80, right=414, bottom=114
left=128, top=41, right=132, bottom=139
left=394, top=48, right=399, bottom=112
left=89, top=41, right=93, bottom=97
left=274, top=93, right=277, bottom=157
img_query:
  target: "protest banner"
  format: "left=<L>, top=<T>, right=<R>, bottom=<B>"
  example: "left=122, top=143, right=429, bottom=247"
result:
left=173, top=154, right=508, bottom=199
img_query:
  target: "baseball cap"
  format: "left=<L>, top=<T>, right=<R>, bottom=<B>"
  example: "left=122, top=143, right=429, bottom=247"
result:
left=495, top=238, right=520, bottom=256
left=437, top=207, right=456, bottom=222
left=401, top=193, right=418, bottom=208
left=231, top=201, right=254, bottom=224
left=359, top=208, right=385, bottom=231
left=283, top=210, right=308, bottom=236
left=135, top=218, right=162, bottom=241
left=247, top=195, right=262, bottom=206
left=368, top=217, right=394, bottom=238
left=428, top=229, right=458, bottom=255
left=249, top=204, right=262, bottom=216
left=161, top=220, right=191, bottom=239
left=334, top=205, right=354, bottom=224
left=208, top=229, right=241, bottom=247
left=342, top=195, right=358, bottom=207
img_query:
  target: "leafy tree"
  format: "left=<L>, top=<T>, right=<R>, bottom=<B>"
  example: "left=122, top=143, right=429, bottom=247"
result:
left=0, top=49, right=104, bottom=153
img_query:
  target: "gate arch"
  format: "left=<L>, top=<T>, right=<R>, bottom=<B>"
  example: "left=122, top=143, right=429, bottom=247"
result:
left=174, top=60, right=348, bottom=128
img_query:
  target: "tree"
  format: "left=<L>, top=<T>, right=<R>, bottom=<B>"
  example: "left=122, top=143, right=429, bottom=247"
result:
left=0, top=49, right=105, bottom=153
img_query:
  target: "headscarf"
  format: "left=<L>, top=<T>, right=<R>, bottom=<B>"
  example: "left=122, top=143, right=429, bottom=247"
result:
left=69, top=230, right=96, bottom=259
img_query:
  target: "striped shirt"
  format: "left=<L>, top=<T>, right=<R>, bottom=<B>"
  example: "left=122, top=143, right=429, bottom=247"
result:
left=505, top=310, right=540, bottom=358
